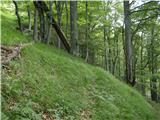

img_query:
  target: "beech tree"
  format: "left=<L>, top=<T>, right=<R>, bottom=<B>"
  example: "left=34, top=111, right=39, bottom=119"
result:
left=124, top=1, right=134, bottom=86
left=70, top=1, right=78, bottom=55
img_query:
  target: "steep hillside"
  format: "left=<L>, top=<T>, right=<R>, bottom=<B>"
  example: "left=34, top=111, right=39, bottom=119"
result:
left=2, top=43, right=158, bottom=120
left=1, top=6, right=159, bottom=120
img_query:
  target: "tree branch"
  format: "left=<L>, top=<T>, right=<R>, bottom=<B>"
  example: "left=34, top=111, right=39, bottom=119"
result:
left=131, top=1, right=157, bottom=11
left=130, top=7, right=160, bottom=15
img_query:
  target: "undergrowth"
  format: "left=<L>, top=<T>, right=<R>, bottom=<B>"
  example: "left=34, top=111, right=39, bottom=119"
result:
left=1, top=3, right=159, bottom=120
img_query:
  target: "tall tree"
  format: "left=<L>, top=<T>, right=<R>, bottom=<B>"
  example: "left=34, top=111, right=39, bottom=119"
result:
left=33, top=1, right=70, bottom=52
left=55, top=1, right=64, bottom=48
left=13, top=0, right=23, bottom=32
left=33, top=8, right=38, bottom=41
left=45, top=1, right=53, bottom=43
left=85, top=1, right=89, bottom=62
left=123, top=1, right=134, bottom=86
left=70, top=1, right=78, bottom=55
left=39, top=10, right=45, bottom=42
left=65, top=1, right=69, bottom=39
left=149, top=26, right=158, bottom=101
left=27, top=5, right=31, bottom=30
left=140, top=31, right=146, bottom=96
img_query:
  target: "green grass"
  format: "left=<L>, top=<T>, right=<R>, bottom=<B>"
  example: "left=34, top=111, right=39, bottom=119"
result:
left=1, top=4, right=159, bottom=120
left=1, top=6, right=31, bottom=45
left=2, top=43, right=158, bottom=120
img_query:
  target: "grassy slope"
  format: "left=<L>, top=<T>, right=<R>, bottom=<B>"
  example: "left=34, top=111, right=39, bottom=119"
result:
left=1, top=6, right=31, bottom=45
left=1, top=6, right=159, bottom=120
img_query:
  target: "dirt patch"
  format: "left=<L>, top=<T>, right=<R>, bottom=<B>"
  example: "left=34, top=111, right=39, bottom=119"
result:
left=1, top=45, right=21, bottom=64
left=80, top=108, right=91, bottom=120
left=1, top=43, right=33, bottom=65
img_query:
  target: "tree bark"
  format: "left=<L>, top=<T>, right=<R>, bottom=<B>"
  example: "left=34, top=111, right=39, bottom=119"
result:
left=108, top=33, right=112, bottom=73
left=149, top=27, right=158, bottom=102
left=39, top=11, right=45, bottom=42
left=33, top=1, right=70, bottom=53
left=70, top=1, right=78, bottom=55
left=33, top=8, right=38, bottom=41
left=85, top=1, right=89, bottom=62
left=27, top=5, right=32, bottom=30
left=124, top=1, right=134, bottom=86
left=65, top=1, right=69, bottom=39
left=56, top=1, right=62, bottom=48
left=13, top=0, right=23, bottom=32
left=45, top=1, right=53, bottom=43
left=140, top=32, right=146, bottom=96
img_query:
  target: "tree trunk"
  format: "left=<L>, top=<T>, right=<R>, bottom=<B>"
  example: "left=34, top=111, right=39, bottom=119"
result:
left=27, top=5, right=31, bottom=30
left=39, top=11, right=45, bottom=42
left=112, top=33, right=119, bottom=75
left=104, top=27, right=109, bottom=71
left=140, top=32, right=146, bottom=96
left=85, top=1, right=89, bottom=62
left=123, top=1, right=134, bottom=86
left=70, top=1, right=78, bottom=55
left=33, top=1, right=70, bottom=53
left=13, top=0, right=23, bottom=32
left=65, top=1, right=69, bottom=39
left=33, top=8, right=38, bottom=41
left=45, top=1, right=53, bottom=43
left=88, top=49, right=95, bottom=64
left=56, top=1, right=62, bottom=48
left=108, top=34, right=112, bottom=73
left=149, top=27, right=158, bottom=102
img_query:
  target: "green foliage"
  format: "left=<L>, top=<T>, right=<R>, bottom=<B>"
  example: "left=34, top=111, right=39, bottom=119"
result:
left=1, top=12, right=31, bottom=45
left=9, top=102, right=42, bottom=120
left=1, top=112, right=9, bottom=120
left=1, top=1, right=160, bottom=119
left=1, top=42, right=158, bottom=119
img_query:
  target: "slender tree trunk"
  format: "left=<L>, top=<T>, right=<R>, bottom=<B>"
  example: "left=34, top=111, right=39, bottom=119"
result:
left=65, top=1, right=69, bottom=39
left=56, top=1, right=62, bottom=48
left=123, top=1, right=134, bottom=86
left=39, top=11, right=45, bottom=42
left=87, top=49, right=95, bottom=64
left=108, top=34, right=112, bottom=73
left=118, top=55, right=121, bottom=78
left=39, top=13, right=43, bottom=41
left=33, top=8, right=38, bottom=41
left=117, top=34, right=121, bottom=78
left=46, top=1, right=53, bottom=43
left=140, top=32, right=146, bottom=96
left=104, top=27, right=109, bottom=71
left=112, top=33, right=119, bottom=75
left=122, top=25, right=126, bottom=80
left=13, top=0, right=23, bottom=32
left=85, top=1, right=89, bottom=62
left=149, top=27, right=158, bottom=101
left=70, top=1, right=78, bottom=55
left=33, top=1, right=70, bottom=52
left=115, top=34, right=119, bottom=76
left=27, top=5, right=31, bottom=30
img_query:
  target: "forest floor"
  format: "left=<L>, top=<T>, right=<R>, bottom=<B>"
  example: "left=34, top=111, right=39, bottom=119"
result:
left=1, top=43, right=33, bottom=65
left=2, top=42, right=159, bottom=120
left=1, top=7, right=160, bottom=120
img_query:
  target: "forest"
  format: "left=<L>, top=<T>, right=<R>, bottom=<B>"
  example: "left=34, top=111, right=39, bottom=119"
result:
left=1, top=0, right=160, bottom=120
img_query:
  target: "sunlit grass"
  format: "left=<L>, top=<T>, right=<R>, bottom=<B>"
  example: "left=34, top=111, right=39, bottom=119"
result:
left=2, top=43, right=158, bottom=119
left=1, top=3, right=159, bottom=120
left=1, top=8, right=31, bottom=45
